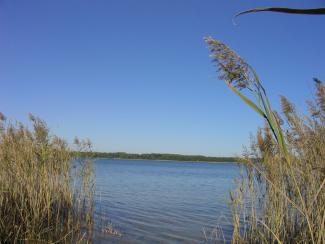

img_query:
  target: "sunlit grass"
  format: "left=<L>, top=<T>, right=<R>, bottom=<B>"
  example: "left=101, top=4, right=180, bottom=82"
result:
left=0, top=114, right=94, bottom=243
left=206, top=37, right=325, bottom=243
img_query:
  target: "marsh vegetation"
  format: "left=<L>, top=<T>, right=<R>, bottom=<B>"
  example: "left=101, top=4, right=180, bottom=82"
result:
left=0, top=114, right=94, bottom=243
left=207, top=37, right=325, bottom=243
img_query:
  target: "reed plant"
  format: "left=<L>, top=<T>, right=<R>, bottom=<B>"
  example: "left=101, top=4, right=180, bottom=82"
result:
left=206, top=37, right=325, bottom=243
left=0, top=114, right=94, bottom=243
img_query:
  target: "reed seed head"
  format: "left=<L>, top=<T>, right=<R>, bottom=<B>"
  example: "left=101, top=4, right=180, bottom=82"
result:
left=314, top=78, right=325, bottom=113
left=0, top=112, right=6, bottom=121
left=205, top=37, right=251, bottom=90
left=280, top=96, right=295, bottom=117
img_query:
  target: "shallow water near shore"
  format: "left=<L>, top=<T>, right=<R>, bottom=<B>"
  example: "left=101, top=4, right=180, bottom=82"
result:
left=93, top=159, right=240, bottom=243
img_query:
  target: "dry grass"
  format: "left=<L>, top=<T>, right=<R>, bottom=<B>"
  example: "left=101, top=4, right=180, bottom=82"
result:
left=101, top=224, right=122, bottom=237
left=0, top=114, right=94, bottom=243
left=206, top=37, right=325, bottom=243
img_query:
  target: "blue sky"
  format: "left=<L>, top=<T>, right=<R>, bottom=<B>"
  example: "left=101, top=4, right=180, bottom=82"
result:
left=1, top=0, right=324, bottom=156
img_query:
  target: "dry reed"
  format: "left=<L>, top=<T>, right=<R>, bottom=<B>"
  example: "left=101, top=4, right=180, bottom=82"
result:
left=0, top=114, right=94, bottom=243
left=206, top=37, right=325, bottom=243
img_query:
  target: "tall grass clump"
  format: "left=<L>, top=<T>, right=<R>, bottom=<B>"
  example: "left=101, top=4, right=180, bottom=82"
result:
left=206, top=37, right=325, bottom=243
left=0, top=114, right=94, bottom=243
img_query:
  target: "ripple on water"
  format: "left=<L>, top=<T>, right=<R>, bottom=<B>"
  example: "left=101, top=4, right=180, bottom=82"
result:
left=93, top=159, right=240, bottom=243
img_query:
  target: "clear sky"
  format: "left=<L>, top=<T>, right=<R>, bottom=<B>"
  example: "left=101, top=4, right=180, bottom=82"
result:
left=1, top=0, right=324, bottom=156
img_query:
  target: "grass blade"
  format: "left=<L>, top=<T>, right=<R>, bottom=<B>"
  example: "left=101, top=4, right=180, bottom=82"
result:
left=235, top=7, right=325, bottom=18
left=225, top=82, right=266, bottom=118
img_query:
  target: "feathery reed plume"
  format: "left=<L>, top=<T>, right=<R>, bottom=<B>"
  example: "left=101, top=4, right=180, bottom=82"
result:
left=205, top=37, right=289, bottom=162
left=205, top=37, right=251, bottom=90
left=314, top=78, right=325, bottom=114
left=206, top=37, right=325, bottom=243
left=280, top=96, right=295, bottom=116
left=0, top=112, right=5, bottom=122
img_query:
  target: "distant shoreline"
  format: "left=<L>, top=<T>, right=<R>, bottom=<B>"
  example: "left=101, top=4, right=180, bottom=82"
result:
left=109, top=157, right=240, bottom=164
left=74, top=151, right=240, bottom=163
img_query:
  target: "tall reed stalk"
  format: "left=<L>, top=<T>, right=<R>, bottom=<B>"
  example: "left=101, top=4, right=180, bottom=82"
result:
left=206, top=37, right=325, bottom=243
left=0, top=114, right=94, bottom=243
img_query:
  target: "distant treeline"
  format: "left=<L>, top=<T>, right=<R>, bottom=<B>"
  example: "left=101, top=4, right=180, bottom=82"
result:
left=74, top=151, right=239, bottom=163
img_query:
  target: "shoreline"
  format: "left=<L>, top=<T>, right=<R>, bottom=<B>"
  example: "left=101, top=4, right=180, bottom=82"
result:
left=76, top=151, right=241, bottom=164
left=96, top=157, right=241, bottom=164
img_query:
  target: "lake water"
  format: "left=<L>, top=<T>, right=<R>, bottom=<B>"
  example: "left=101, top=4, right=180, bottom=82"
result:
left=93, top=159, right=240, bottom=243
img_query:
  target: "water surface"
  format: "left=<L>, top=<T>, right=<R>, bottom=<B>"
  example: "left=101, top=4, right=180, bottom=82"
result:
left=93, top=159, right=240, bottom=243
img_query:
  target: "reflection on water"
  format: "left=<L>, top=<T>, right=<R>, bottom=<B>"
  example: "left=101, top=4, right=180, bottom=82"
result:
left=93, top=159, right=240, bottom=243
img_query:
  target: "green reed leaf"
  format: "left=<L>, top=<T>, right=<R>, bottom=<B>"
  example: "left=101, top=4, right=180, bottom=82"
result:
left=236, top=7, right=325, bottom=18
left=226, top=82, right=266, bottom=118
